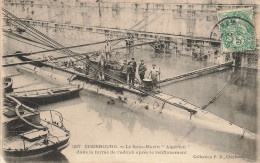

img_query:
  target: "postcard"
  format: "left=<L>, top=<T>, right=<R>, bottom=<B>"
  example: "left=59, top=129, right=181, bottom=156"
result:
left=1, top=0, right=259, bottom=163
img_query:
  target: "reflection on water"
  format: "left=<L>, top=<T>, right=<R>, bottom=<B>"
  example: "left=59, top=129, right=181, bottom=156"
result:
left=4, top=152, right=69, bottom=163
left=36, top=152, right=69, bottom=163
left=126, top=49, right=257, bottom=132
left=38, top=90, right=256, bottom=162
left=3, top=49, right=257, bottom=162
left=161, top=67, right=257, bottom=133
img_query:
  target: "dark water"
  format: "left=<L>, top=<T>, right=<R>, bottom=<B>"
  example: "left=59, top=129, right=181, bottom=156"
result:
left=3, top=49, right=258, bottom=163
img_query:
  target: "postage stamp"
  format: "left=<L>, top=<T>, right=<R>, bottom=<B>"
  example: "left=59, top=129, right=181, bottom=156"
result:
left=217, top=8, right=256, bottom=53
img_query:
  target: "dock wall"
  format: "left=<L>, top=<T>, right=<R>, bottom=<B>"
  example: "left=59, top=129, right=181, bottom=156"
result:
left=3, top=0, right=259, bottom=69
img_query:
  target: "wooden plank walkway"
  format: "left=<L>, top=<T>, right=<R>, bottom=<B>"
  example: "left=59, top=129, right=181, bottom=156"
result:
left=159, top=61, right=233, bottom=85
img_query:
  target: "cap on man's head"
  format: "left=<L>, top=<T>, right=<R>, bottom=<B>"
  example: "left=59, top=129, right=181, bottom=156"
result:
left=131, top=57, right=135, bottom=60
left=140, top=59, right=144, bottom=62
left=152, top=64, right=156, bottom=66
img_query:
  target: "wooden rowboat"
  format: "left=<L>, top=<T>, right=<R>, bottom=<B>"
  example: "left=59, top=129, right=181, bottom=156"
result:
left=3, top=77, right=13, bottom=93
left=3, top=95, right=70, bottom=160
left=11, top=84, right=83, bottom=106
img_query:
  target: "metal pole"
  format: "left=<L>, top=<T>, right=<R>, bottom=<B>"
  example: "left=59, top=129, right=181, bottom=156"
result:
left=158, top=68, right=161, bottom=89
left=23, top=133, right=26, bottom=150
left=50, top=110, right=53, bottom=130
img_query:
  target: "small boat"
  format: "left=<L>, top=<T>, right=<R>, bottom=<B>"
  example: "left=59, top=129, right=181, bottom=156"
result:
left=2, top=95, right=70, bottom=160
left=3, top=77, right=13, bottom=93
left=11, top=84, right=83, bottom=106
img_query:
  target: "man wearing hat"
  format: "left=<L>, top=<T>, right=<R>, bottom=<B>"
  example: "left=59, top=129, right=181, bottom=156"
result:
left=120, top=59, right=128, bottom=82
left=98, top=55, right=106, bottom=80
left=128, top=57, right=137, bottom=73
left=127, top=62, right=135, bottom=86
left=148, top=64, right=160, bottom=85
left=138, top=59, right=147, bottom=84
left=105, top=41, right=111, bottom=60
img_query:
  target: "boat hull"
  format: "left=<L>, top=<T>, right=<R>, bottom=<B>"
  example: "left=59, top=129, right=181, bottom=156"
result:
left=14, top=59, right=256, bottom=140
left=13, top=86, right=83, bottom=106
left=3, top=139, right=69, bottom=160
left=2, top=95, right=70, bottom=161
left=3, top=77, right=13, bottom=93
left=77, top=81, right=256, bottom=140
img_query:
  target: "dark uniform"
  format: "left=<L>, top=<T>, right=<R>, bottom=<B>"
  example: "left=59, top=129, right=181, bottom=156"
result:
left=98, top=56, right=106, bottom=80
left=138, top=60, right=147, bottom=82
left=127, top=64, right=135, bottom=86
left=120, top=60, right=128, bottom=82
left=128, top=58, right=137, bottom=72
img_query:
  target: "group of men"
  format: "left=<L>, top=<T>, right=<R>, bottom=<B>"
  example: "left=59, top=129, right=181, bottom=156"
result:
left=121, top=57, right=160, bottom=87
left=99, top=40, right=160, bottom=87
left=120, top=58, right=136, bottom=85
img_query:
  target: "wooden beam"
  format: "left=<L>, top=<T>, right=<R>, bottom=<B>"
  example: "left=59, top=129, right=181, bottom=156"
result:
left=159, top=61, right=234, bottom=84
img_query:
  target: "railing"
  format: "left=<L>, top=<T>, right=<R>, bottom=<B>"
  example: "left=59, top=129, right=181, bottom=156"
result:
left=159, top=61, right=233, bottom=84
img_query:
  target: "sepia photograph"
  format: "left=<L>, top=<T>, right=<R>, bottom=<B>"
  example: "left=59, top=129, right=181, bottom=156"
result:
left=1, top=0, right=259, bottom=162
